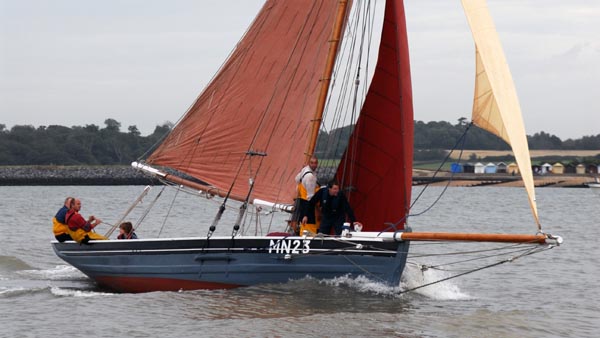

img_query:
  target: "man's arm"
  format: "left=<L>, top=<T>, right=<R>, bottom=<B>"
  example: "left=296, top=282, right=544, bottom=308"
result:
left=302, top=189, right=321, bottom=224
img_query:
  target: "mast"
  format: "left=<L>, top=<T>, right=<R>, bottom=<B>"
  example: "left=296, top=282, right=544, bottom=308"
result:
left=305, top=0, right=349, bottom=162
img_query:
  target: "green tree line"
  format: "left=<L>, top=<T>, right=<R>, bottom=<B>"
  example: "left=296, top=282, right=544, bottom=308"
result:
left=1, top=118, right=599, bottom=165
left=414, top=119, right=600, bottom=151
left=316, top=119, right=600, bottom=160
left=0, top=119, right=172, bottom=165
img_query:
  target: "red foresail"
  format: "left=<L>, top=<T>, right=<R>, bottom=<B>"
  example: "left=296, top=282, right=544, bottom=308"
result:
left=147, top=1, right=342, bottom=204
left=336, top=0, right=413, bottom=232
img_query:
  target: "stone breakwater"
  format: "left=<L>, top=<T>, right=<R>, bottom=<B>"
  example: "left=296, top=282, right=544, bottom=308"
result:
left=1, top=166, right=595, bottom=187
left=0, top=166, right=160, bottom=186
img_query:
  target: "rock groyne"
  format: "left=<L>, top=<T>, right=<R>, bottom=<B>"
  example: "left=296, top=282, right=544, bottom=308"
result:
left=0, top=165, right=596, bottom=187
left=0, top=166, right=159, bottom=186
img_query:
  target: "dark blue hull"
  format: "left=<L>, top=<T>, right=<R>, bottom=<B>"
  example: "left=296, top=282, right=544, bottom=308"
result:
left=52, top=233, right=410, bottom=292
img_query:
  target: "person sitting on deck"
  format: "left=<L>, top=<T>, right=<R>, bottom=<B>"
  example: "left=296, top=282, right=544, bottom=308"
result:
left=66, top=198, right=107, bottom=244
left=52, top=196, right=74, bottom=242
left=117, top=221, right=138, bottom=239
left=303, top=179, right=362, bottom=236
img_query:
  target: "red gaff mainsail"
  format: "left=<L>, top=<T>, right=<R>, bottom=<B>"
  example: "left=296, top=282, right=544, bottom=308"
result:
left=336, top=0, right=413, bottom=232
left=147, top=1, right=343, bottom=205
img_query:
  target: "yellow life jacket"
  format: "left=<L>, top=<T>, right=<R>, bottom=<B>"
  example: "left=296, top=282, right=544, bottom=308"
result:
left=299, top=222, right=319, bottom=235
left=297, top=171, right=318, bottom=201
left=52, top=217, right=69, bottom=236
left=297, top=181, right=309, bottom=200
left=298, top=185, right=321, bottom=235
left=68, top=228, right=108, bottom=243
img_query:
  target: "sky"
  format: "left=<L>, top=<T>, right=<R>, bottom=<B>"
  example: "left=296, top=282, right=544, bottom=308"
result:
left=1, top=0, right=598, bottom=139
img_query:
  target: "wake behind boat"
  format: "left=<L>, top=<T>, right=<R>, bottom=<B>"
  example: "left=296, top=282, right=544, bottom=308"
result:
left=53, top=0, right=561, bottom=293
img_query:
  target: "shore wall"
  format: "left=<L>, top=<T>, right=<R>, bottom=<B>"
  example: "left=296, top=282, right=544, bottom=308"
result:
left=0, top=166, right=159, bottom=186
left=412, top=171, right=597, bottom=188
left=0, top=166, right=596, bottom=187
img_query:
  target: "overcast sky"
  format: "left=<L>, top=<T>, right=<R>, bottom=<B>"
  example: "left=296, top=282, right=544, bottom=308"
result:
left=1, top=0, right=598, bottom=139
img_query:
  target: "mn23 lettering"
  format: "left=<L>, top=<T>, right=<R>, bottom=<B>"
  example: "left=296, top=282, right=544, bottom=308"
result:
left=268, top=239, right=310, bottom=254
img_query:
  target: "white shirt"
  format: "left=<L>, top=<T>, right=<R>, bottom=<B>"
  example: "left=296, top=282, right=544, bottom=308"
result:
left=295, top=165, right=318, bottom=199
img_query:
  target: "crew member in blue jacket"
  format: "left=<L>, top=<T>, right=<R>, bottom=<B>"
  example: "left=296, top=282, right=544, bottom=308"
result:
left=52, top=197, right=73, bottom=242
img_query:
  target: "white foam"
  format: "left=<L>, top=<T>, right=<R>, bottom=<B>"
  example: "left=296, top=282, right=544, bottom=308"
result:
left=320, top=275, right=403, bottom=296
left=0, top=286, right=46, bottom=297
left=50, top=286, right=114, bottom=298
left=315, top=265, right=470, bottom=299
left=400, top=263, right=471, bottom=300
left=0, top=286, right=27, bottom=296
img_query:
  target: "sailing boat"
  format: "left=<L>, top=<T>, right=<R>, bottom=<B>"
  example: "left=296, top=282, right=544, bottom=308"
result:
left=52, top=0, right=561, bottom=293
left=588, top=177, right=600, bottom=192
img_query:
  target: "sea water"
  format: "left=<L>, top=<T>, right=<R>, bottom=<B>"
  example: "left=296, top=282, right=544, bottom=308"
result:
left=0, top=185, right=598, bottom=337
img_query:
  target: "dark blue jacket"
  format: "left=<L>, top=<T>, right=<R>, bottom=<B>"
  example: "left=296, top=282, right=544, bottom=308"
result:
left=308, top=188, right=356, bottom=225
left=55, top=206, right=69, bottom=224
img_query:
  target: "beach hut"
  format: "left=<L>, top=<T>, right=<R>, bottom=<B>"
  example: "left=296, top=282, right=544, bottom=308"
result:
left=576, top=164, right=586, bottom=174
left=496, top=162, right=507, bottom=173
left=507, top=162, right=519, bottom=175
left=552, top=162, right=564, bottom=174
left=532, top=164, right=542, bottom=175
left=463, top=163, right=475, bottom=173
left=564, top=163, right=576, bottom=174
left=484, top=162, right=497, bottom=174
left=474, top=162, right=485, bottom=174
left=450, top=163, right=463, bottom=173
left=586, top=164, right=599, bottom=174
left=541, top=163, right=552, bottom=174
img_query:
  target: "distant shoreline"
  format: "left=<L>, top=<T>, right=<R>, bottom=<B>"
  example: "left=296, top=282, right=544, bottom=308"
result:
left=412, top=170, right=598, bottom=188
left=0, top=165, right=596, bottom=188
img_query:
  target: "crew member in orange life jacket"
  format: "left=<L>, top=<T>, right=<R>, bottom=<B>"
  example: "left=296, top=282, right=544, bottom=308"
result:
left=66, top=198, right=107, bottom=244
left=295, top=156, right=319, bottom=234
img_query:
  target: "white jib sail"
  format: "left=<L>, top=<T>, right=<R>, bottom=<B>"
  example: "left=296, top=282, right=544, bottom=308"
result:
left=461, top=0, right=541, bottom=228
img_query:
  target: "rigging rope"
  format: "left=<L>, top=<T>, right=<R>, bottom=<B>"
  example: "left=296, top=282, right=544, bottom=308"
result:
left=104, top=186, right=151, bottom=238
left=338, top=0, right=375, bottom=192
left=132, top=186, right=166, bottom=233
left=320, top=0, right=374, bottom=163
left=157, top=184, right=182, bottom=238
left=397, top=244, right=554, bottom=295
left=380, top=122, right=473, bottom=233
left=410, top=122, right=473, bottom=213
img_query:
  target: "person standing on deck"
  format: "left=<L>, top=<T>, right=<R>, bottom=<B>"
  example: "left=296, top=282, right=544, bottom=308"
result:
left=303, top=179, right=361, bottom=236
left=66, top=198, right=107, bottom=243
left=52, top=196, right=74, bottom=242
left=294, top=156, right=320, bottom=234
